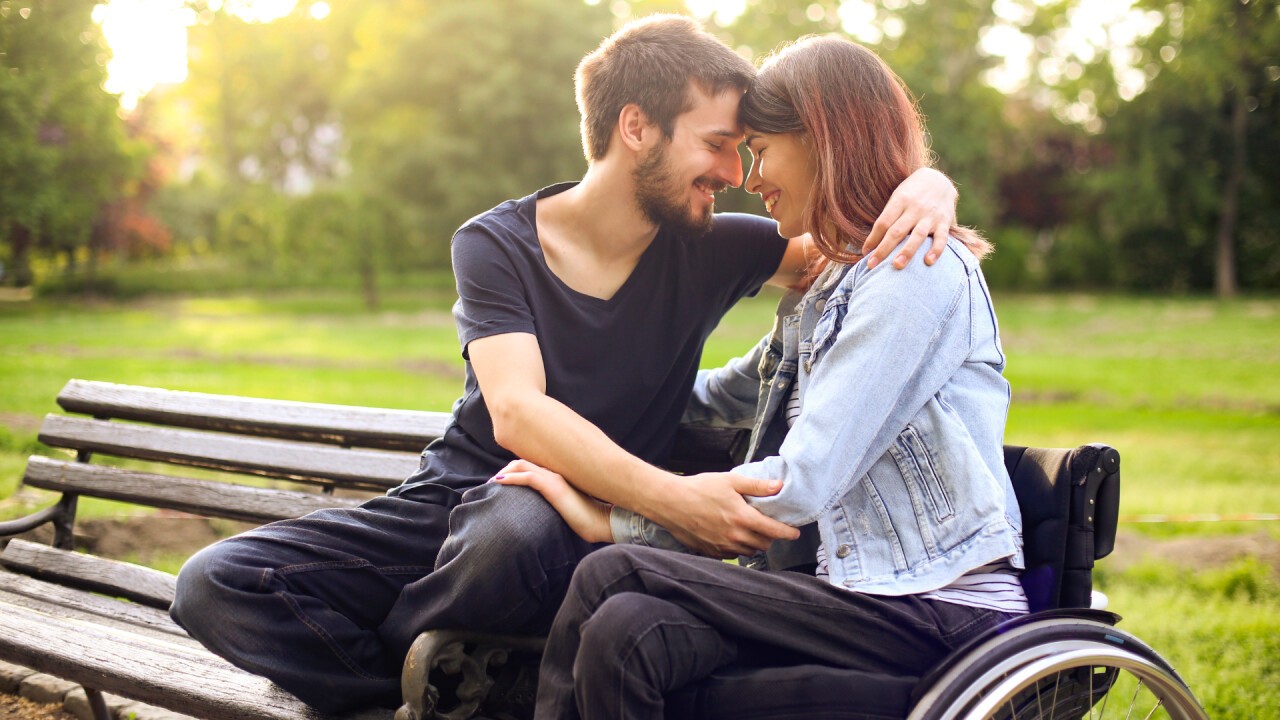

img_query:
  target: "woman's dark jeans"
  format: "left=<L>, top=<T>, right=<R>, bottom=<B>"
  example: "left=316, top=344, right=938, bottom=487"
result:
left=537, top=545, right=1016, bottom=720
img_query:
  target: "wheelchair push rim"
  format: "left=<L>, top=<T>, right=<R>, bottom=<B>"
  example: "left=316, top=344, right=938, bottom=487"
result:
left=908, top=619, right=1207, bottom=720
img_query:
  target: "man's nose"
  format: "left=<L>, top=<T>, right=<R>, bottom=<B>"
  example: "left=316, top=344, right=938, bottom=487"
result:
left=718, top=152, right=744, bottom=189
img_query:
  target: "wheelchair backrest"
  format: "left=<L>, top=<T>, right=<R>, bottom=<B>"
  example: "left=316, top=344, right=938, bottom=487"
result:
left=1002, top=444, right=1120, bottom=613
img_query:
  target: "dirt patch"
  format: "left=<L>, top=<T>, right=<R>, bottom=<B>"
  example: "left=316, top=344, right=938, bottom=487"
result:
left=0, top=695, right=72, bottom=720
left=1109, top=529, right=1280, bottom=575
left=15, top=512, right=254, bottom=566
left=0, top=413, right=42, bottom=437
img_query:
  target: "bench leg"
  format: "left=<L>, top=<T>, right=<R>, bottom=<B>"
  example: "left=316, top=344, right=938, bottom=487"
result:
left=85, top=687, right=111, bottom=720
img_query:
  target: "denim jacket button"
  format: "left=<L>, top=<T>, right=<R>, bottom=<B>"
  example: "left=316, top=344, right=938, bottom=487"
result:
left=836, top=544, right=852, bottom=559
left=815, top=299, right=826, bottom=312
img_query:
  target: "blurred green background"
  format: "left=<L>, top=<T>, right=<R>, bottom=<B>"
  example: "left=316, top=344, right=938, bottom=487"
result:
left=1, top=0, right=1277, bottom=717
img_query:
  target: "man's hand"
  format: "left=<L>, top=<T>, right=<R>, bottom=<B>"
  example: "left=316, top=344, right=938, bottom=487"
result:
left=492, top=459, right=613, bottom=544
left=862, top=167, right=958, bottom=269
left=652, top=473, right=800, bottom=559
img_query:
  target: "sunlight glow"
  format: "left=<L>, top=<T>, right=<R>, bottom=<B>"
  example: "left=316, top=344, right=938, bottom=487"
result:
left=838, top=0, right=882, bottom=45
left=222, top=0, right=297, bottom=23
left=96, top=0, right=325, bottom=111
left=685, top=0, right=747, bottom=27
left=95, top=0, right=190, bottom=111
left=978, top=0, right=1165, bottom=122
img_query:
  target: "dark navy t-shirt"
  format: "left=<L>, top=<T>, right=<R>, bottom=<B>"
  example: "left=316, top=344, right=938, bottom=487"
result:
left=392, top=182, right=786, bottom=497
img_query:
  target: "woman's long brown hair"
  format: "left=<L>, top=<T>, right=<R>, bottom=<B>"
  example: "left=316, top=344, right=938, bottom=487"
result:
left=741, top=36, right=990, bottom=264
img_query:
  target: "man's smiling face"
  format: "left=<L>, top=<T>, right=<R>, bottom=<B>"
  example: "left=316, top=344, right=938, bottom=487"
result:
left=633, top=85, right=746, bottom=237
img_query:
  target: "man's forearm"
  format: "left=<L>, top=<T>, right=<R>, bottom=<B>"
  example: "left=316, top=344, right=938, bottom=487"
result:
left=492, top=391, right=675, bottom=519
left=491, top=390, right=798, bottom=557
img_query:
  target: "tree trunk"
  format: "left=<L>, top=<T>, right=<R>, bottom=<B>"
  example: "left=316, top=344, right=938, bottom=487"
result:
left=1214, top=6, right=1250, bottom=299
left=7, top=222, right=35, bottom=287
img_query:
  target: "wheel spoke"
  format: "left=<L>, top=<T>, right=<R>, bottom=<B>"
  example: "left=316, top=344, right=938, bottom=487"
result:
left=1049, top=669, right=1062, bottom=719
left=1125, top=676, right=1146, bottom=720
left=1140, top=698, right=1165, bottom=720
left=1095, top=668, right=1111, bottom=718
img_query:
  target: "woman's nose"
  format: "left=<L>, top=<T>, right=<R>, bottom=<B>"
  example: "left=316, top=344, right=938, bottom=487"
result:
left=745, top=158, right=762, bottom=194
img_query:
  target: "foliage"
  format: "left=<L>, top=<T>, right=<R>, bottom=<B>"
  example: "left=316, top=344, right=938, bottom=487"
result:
left=5, top=0, right=1279, bottom=295
left=0, top=0, right=144, bottom=285
left=337, top=0, right=611, bottom=244
left=1082, top=0, right=1280, bottom=295
left=181, top=1, right=351, bottom=189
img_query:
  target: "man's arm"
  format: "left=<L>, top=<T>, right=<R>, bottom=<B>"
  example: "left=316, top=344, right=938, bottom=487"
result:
left=862, top=167, right=958, bottom=269
left=766, top=167, right=960, bottom=288
left=468, top=332, right=799, bottom=557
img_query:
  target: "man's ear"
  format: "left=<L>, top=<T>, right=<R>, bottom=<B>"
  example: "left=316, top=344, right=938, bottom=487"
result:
left=617, top=103, right=656, bottom=153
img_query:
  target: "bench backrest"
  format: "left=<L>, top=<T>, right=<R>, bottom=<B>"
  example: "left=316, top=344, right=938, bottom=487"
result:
left=10, top=380, right=1119, bottom=615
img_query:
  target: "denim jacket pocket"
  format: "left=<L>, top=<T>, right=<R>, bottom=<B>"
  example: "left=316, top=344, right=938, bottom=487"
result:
left=892, top=426, right=957, bottom=523
left=807, top=293, right=849, bottom=371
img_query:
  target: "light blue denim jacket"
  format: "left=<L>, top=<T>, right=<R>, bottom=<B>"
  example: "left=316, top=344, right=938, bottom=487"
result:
left=611, top=238, right=1024, bottom=596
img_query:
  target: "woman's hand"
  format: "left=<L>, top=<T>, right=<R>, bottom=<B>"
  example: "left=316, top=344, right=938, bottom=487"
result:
left=491, top=459, right=614, bottom=544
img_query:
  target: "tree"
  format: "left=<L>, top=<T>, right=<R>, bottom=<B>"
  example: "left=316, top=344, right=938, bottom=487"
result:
left=0, top=0, right=142, bottom=285
left=181, top=1, right=352, bottom=191
left=338, top=0, right=612, bottom=246
left=1006, top=0, right=1280, bottom=294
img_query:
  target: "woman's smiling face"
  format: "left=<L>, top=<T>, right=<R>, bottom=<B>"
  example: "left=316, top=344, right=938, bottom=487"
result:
left=745, top=130, right=818, bottom=239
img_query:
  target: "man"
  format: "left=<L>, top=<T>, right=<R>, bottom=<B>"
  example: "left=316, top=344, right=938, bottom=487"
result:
left=171, top=14, right=958, bottom=714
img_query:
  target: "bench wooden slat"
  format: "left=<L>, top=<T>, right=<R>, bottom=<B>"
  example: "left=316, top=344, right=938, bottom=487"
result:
left=1, top=539, right=177, bottom=609
left=24, top=456, right=366, bottom=524
left=38, top=414, right=418, bottom=491
left=0, top=597, right=392, bottom=720
left=0, top=571, right=193, bottom=645
left=58, top=379, right=448, bottom=452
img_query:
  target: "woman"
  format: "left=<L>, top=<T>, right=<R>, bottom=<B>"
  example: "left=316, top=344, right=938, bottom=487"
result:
left=495, top=35, right=1026, bottom=719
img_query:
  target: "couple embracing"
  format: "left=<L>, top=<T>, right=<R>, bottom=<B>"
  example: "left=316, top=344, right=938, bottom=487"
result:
left=172, top=14, right=1025, bottom=720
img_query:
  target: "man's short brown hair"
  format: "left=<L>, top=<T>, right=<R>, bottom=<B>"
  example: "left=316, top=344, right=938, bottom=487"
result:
left=575, top=14, right=755, bottom=161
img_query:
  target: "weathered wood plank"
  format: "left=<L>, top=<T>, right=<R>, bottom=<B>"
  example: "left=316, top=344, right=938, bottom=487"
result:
left=1, top=540, right=176, bottom=609
left=23, top=456, right=366, bottom=524
left=38, top=414, right=419, bottom=491
left=58, top=379, right=448, bottom=452
left=0, top=570, right=192, bottom=642
left=0, top=597, right=392, bottom=720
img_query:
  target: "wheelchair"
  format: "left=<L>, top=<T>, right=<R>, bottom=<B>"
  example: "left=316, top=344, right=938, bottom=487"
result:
left=400, top=445, right=1208, bottom=720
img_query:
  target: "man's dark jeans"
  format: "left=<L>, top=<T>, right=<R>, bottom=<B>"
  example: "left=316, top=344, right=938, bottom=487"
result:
left=169, top=483, right=595, bottom=715
left=537, top=545, right=1016, bottom=720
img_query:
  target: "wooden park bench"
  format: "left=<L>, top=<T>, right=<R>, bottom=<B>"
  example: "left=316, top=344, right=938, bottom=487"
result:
left=0, top=379, right=744, bottom=720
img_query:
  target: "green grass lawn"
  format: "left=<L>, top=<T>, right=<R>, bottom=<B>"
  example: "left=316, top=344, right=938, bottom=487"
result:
left=1, top=286, right=1276, bottom=714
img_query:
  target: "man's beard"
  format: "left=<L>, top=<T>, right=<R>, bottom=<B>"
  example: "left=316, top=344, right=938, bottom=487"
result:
left=632, top=144, right=718, bottom=239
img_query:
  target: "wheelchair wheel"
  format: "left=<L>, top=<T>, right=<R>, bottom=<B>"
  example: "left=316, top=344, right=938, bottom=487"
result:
left=908, top=617, right=1207, bottom=720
